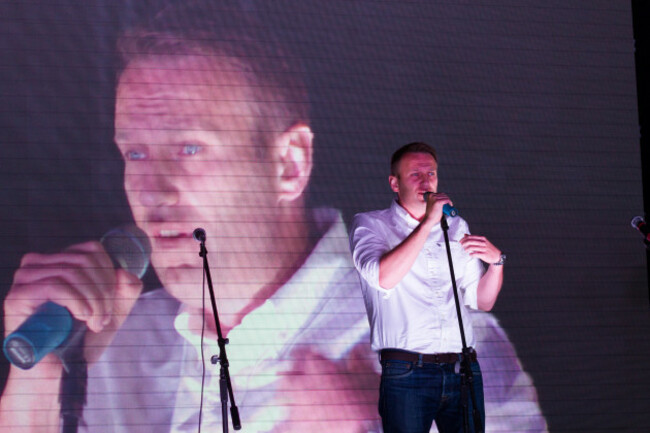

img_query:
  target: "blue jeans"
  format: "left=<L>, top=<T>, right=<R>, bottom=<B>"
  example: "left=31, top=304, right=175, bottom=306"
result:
left=379, top=356, right=485, bottom=433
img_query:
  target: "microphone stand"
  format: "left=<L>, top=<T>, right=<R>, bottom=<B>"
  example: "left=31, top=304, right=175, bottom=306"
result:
left=194, top=230, right=241, bottom=432
left=440, top=216, right=483, bottom=433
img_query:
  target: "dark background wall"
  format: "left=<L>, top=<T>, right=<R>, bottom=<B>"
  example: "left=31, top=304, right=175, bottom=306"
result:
left=1, top=1, right=648, bottom=431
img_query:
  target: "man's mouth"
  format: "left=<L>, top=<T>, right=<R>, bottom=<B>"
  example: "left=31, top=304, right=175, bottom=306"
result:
left=149, top=226, right=193, bottom=241
left=160, top=229, right=182, bottom=238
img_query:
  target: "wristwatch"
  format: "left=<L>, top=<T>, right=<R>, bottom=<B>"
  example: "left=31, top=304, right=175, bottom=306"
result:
left=492, top=253, right=506, bottom=266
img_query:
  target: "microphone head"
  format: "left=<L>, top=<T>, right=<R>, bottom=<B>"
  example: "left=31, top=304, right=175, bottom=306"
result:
left=193, top=227, right=206, bottom=242
left=631, top=216, right=645, bottom=229
left=100, top=224, right=151, bottom=279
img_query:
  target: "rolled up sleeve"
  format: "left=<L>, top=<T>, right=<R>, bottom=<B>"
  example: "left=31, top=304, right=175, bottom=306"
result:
left=453, top=219, right=484, bottom=310
left=349, top=213, right=392, bottom=296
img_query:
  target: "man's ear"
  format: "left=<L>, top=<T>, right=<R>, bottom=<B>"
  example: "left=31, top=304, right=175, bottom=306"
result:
left=389, top=175, right=399, bottom=193
left=274, top=123, right=313, bottom=203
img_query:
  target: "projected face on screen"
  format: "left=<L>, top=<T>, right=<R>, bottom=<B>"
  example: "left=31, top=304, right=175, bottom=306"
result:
left=115, top=54, right=312, bottom=328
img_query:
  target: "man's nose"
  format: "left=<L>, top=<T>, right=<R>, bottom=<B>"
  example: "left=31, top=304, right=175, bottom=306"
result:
left=130, top=163, right=180, bottom=207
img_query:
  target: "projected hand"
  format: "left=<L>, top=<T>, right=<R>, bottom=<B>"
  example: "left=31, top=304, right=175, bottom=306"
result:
left=274, top=345, right=380, bottom=433
left=0, top=242, right=143, bottom=432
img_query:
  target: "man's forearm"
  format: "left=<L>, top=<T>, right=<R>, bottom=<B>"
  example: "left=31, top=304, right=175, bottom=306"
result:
left=476, top=264, right=504, bottom=311
left=0, top=361, right=62, bottom=433
left=378, top=220, right=433, bottom=289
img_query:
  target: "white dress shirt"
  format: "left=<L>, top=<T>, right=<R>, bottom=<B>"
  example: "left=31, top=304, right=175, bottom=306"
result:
left=82, top=209, right=379, bottom=433
left=350, top=200, right=486, bottom=353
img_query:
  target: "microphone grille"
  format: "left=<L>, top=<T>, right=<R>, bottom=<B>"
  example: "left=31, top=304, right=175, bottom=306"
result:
left=193, top=227, right=206, bottom=242
left=631, top=216, right=645, bottom=229
left=100, top=224, right=152, bottom=279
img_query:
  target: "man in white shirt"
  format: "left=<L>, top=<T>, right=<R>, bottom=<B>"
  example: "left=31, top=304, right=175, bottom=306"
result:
left=350, top=142, right=507, bottom=433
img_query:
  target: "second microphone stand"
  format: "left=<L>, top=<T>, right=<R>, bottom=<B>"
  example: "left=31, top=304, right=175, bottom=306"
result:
left=440, top=216, right=483, bottom=433
left=194, top=229, right=241, bottom=432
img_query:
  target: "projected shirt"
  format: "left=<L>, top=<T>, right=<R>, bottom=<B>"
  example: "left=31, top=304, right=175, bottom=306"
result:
left=82, top=209, right=379, bottom=433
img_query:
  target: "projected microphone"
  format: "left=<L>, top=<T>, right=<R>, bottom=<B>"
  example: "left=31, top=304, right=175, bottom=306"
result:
left=631, top=216, right=650, bottom=241
left=423, top=192, right=458, bottom=217
left=193, top=227, right=206, bottom=242
left=2, top=225, right=151, bottom=370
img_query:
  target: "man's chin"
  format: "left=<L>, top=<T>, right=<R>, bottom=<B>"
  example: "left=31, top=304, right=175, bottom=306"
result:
left=157, top=266, right=203, bottom=294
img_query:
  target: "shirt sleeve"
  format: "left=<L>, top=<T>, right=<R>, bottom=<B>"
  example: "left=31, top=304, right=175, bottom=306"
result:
left=349, top=213, right=392, bottom=295
left=454, top=218, right=485, bottom=310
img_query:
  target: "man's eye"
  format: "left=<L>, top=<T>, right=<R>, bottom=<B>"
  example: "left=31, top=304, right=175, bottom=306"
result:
left=181, top=144, right=202, bottom=156
left=125, top=150, right=147, bottom=161
left=428, top=171, right=436, bottom=176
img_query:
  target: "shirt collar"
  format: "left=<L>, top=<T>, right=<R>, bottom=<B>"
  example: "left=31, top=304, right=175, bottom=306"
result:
left=173, top=208, right=349, bottom=361
left=390, top=199, right=422, bottom=229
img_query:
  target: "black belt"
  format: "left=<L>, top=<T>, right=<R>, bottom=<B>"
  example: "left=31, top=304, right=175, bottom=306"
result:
left=380, top=349, right=477, bottom=364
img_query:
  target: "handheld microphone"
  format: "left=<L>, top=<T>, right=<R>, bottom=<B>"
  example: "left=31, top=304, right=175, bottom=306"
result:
left=2, top=225, right=151, bottom=370
left=631, top=216, right=650, bottom=241
left=423, top=192, right=458, bottom=217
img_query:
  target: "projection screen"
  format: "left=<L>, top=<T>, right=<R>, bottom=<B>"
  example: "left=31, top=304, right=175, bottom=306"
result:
left=0, top=1, right=647, bottom=432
